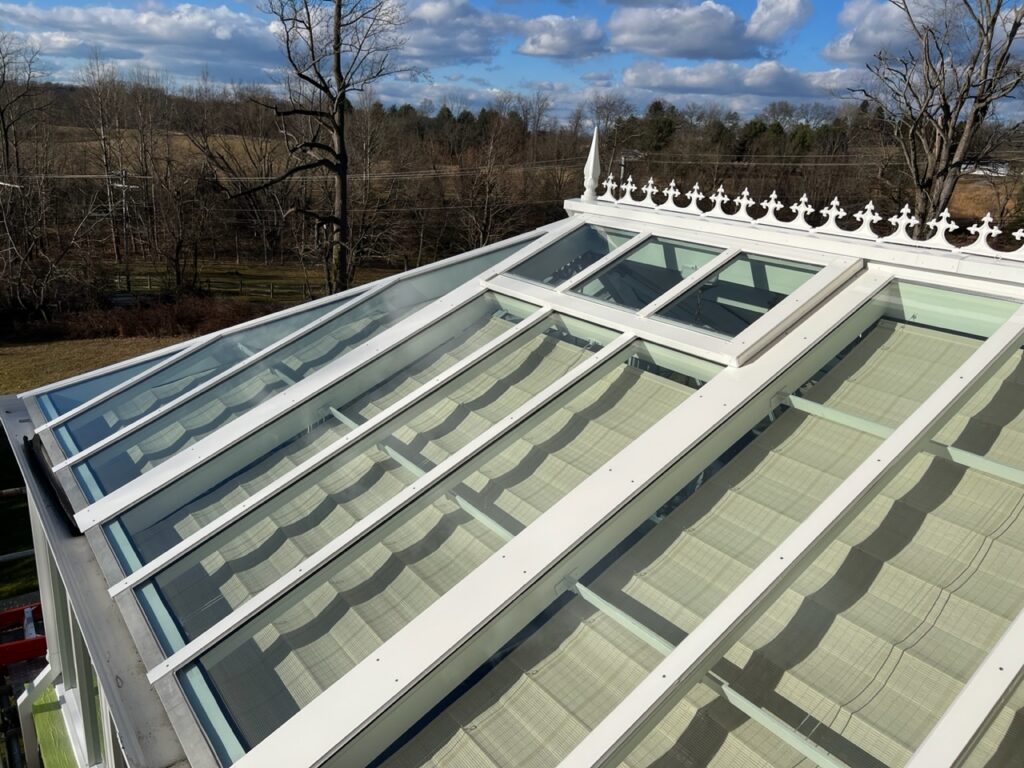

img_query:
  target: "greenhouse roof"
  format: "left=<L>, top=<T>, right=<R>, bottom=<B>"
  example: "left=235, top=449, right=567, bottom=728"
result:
left=5, top=130, right=1024, bottom=768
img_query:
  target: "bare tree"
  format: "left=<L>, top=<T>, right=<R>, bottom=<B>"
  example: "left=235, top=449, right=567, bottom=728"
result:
left=857, top=0, right=1024, bottom=227
left=0, top=34, right=45, bottom=177
left=251, top=0, right=411, bottom=292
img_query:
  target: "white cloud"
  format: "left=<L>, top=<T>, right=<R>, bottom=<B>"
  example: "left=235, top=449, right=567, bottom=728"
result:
left=517, top=15, right=605, bottom=58
left=608, top=0, right=811, bottom=59
left=404, top=0, right=521, bottom=66
left=747, top=0, right=812, bottom=43
left=623, top=59, right=862, bottom=99
left=1, top=2, right=279, bottom=80
left=823, top=0, right=913, bottom=63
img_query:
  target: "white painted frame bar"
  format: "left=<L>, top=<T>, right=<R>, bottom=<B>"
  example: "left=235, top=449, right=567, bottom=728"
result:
left=31, top=284, right=368, bottom=436
left=557, top=303, right=1024, bottom=768
left=488, top=251, right=859, bottom=368
left=108, top=306, right=552, bottom=597
left=905, top=608, right=1024, bottom=768
left=73, top=219, right=582, bottom=531
left=228, top=271, right=891, bottom=768
left=48, top=227, right=553, bottom=468
left=147, top=332, right=636, bottom=682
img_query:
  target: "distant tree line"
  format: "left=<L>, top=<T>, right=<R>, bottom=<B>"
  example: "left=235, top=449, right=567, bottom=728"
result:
left=0, top=39, right=1019, bottom=326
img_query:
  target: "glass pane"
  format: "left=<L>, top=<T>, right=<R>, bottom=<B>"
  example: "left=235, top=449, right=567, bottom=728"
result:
left=72, top=243, right=535, bottom=502
left=594, top=285, right=1022, bottom=767
left=656, top=253, right=821, bottom=338
left=572, top=237, right=722, bottom=311
left=36, top=352, right=176, bottom=422
left=178, top=339, right=719, bottom=760
left=370, top=594, right=800, bottom=768
left=103, top=293, right=540, bottom=574
left=135, top=310, right=609, bottom=651
left=507, top=225, right=635, bottom=286
left=53, top=299, right=344, bottom=457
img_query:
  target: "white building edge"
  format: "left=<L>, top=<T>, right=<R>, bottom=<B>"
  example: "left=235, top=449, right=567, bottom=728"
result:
left=3, top=129, right=1024, bottom=768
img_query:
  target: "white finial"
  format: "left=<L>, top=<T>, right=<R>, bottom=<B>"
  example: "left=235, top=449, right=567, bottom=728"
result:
left=922, top=209, right=958, bottom=249
left=597, top=173, right=618, bottom=203
left=788, top=194, right=815, bottom=229
left=816, top=197, right=847, bottom=236
left=583, top=127, right=600, bottom=202
left=658, top=180, right=680, bottom=211
left=733, top=188, right=756, bottom=222
left=640, top=177, right=659, bottom=208
left=963, top=212, right=1005, bottom=258
left=681, top=182, right=704, bottom=215
left=1013, top=228, right=1024, bottom=241
left=706, top=185, right=731, bottom=218
left=759, top=191, right=784, bottom=225
left=618, top=175, right=637, bottom=204
left=882, top=204, right=920, bottom=245
left=850, top=201, right=881, bottom=240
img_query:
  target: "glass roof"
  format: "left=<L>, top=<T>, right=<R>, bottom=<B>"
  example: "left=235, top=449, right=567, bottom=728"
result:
left=19, top=202, right=1024, bottom=768
left=656, top=252, right=821, bottom=338
left=507, top=224, right=635, bottom=286
left=52, top=297, right=349, bottom=457
left=571, top=236, right=722, bottom=311
left=178, top=338, right=719, bottom=762
left=69, top=242, right=534, bottom=502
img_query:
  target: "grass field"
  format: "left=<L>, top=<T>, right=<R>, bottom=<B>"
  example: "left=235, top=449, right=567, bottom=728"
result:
left=0, top=336, right=187, bottom=396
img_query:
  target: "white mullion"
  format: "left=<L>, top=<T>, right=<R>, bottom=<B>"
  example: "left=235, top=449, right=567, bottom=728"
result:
left=56, top=225, right=567, bottom=471
left=53, top=280, right=399, bottom=471
left=557, top=304, right=1024, bottom=768
left=147, top=332, right=636, bottom=683
left=107, top=307, right=553, bottom=597
left=229, top=272, right=891, bottom=768
left=905, top=607, right=1024, bottom=768
left=32, top=282, right=371, bottom=432
left=554, top=232, right=650, bottom=293
left=74, top=219, right=579, bottom=531
left=636, top=247, right=742, bottom=318
left=487, top=273, right=736, bottom=366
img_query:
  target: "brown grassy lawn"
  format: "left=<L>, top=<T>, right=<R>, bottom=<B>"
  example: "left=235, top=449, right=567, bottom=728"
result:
left=0, top=336, right=186, bottom=395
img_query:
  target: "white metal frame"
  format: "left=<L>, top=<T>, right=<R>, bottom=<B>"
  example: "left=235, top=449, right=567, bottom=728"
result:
left=557, top=303, right=1024, bottom=767
left=147, top=332, right=636, bottom=683
left=39, top=227, right=547, bottom=464
left=72, top=220, right=582, bottom=531
left=228, top=271, right=891, bottom=768
left=108, top=306, right=554, bottom=596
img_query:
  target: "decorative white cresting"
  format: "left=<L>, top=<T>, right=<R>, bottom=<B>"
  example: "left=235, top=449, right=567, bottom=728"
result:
left=705, top=185, right=732, bottom=219
left=618, top=175, right=638, bottom=205
left=680, top=183, right=705, bottom=215
left=582, top=127, right=600, bottom=202
left=733, top=188, right=757, bottom=223
left=1014, top=228, right=1024, bottom=242
left=640, top=177, right=660, bottom=208
left=787, top=194, right=815, bottom=231
left=922, top=209, right=958, bottom=249
left=850, top=201, right=882, bottom=241
left=816, top=197, right=848, bottom=236
left=759, top=191, right=785, bottom=226
left=658, top=180, right=681, bottom=211
left=598, top=173, right=618, bottom=203
left=882, top=204, right=920, bottom=245
left=962, top=213, right=1006, bottom=258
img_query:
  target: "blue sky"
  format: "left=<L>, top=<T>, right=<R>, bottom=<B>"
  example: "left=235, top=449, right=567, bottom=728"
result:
left=2, top=0, right=915, bottom=116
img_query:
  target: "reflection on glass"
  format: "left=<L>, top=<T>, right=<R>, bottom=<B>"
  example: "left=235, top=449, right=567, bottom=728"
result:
left=134, top=310, right=607, bottom=652
left=508, top=225, right=635, bottom=286
left=72, top=241, right=537, bottom=502
left=52, top=301, right=337, bottom=457
left=656, top=253, right=821, bottom=338
left=177, top=339, right=720, bottom=762
left=37, top=352, right=176, bottom=422
left=103, top=293, right=539, bottom=574
left=572, top=237, right=721, bottom=311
